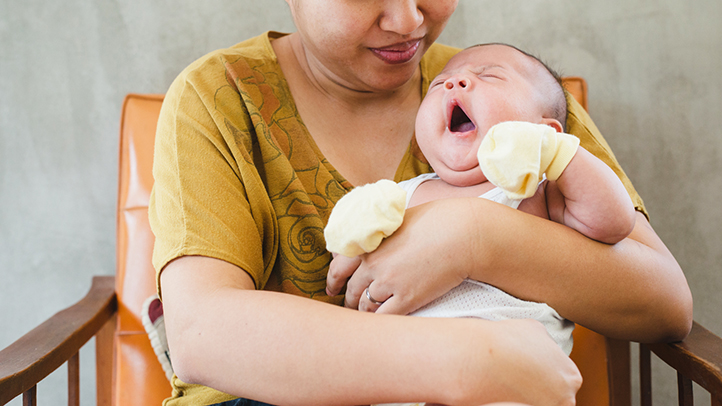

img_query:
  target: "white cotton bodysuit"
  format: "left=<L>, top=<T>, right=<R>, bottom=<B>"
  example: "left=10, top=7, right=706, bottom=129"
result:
left=400, top=173, right=575, bottom=355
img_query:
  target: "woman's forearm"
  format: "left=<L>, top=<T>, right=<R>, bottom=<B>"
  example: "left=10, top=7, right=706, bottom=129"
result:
left=161, top=256, right=581, bottom=405
left=461, top=201, right=693, bottom=342
left=176, top=292, right=458, bottom=404
left=336, top=197, right=691, bottom=342
left=161, top=257, right=453, bottom=405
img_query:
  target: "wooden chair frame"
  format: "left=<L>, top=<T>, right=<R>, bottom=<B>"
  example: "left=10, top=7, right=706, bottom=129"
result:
left=0, top=276, right=116, bottom=405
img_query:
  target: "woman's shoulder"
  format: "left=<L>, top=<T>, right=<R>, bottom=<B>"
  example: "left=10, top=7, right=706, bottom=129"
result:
left=160, top=31, right=293, bottom=129
left=169, top=31, right=285, bottom=93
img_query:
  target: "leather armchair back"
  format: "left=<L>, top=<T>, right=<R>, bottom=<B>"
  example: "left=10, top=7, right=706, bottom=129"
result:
left=117, top=94, right=171, bottom=405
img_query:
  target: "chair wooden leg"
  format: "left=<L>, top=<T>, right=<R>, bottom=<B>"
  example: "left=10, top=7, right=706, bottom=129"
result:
left=713, top=394, right=722, bottom=406
left=23, top=386, right=36, bottom=406
left=68, top=352, right=80, bottom=406
left=677, top=372, right=693, bottom=406
left=96, top=314, right=116, bottom=406
left=607, top=338, right=632, bottom=406
left=640, top=344, right=652, bottom=406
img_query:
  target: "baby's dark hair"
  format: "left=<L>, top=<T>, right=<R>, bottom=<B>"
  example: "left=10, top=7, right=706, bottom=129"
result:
left=468, top=43, right=568, bottom=131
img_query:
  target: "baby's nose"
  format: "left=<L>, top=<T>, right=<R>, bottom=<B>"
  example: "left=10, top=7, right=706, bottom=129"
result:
left=445, top=76, right=468, bottom=90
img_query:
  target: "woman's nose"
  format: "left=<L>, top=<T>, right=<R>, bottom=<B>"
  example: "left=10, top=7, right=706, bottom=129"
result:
left=379, top=0, right=424, bottom=35
left=445, top=76, right=469, bottom=90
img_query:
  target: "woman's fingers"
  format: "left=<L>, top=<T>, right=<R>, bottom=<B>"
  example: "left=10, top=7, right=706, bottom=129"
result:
left=344, top=265, right=376, bottom=309
left=326, top=255, right=362, bottom=296
left=357, top=286, right=390, bottom=313
left=326, top=253, right=396, bottom=312
left=374, top=295, right=411, bottom=315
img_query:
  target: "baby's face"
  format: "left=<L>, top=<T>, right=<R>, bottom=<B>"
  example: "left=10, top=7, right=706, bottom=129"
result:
left=416, top=44, right=549, bottom=186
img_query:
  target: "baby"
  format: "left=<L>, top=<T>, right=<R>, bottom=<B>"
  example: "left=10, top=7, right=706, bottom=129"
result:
left=325, top=43, right=636, bottom=357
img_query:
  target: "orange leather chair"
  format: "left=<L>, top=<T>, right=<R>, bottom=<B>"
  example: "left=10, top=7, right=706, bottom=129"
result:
left=1, top=80, right=721, bottom=406
left=115, top=93, right=170, bottom=405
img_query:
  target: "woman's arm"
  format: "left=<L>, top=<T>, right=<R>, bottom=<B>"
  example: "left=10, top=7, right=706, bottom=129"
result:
left=160, top=255, right=581, bottom=406
left=476, top=207, right=692, bottom=342
left=333, top=198, right=692, bottom=343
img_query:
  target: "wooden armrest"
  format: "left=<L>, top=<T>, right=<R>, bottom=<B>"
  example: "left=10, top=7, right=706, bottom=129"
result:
left=0, top=276, right=117, bottom=404
left=647, top=321, right=722, bottom=397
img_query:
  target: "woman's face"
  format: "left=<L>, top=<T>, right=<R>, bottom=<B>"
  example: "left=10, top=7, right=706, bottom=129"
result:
left=286, top=0, right=458, bottom=92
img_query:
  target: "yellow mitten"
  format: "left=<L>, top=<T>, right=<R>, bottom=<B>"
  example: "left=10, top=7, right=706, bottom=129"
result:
left=324, top=179, right=407, bottom=257
left=477, top=121, right=580, bottom=199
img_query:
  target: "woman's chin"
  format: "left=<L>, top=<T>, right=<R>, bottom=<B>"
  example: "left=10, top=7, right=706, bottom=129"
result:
left=366, top=70, right=420, bottom=92
left=352, top=54, right=422, bottom=91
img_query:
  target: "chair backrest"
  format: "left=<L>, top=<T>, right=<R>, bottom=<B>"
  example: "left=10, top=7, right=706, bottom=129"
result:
left=563, top=77, right=631, bottom=406
left=116, top=94, right=170, bottom=405
left=115, top=79, right=629, bottom=406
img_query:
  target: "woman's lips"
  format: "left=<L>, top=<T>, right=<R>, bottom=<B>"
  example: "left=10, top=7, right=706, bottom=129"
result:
left=369, top=39, right=421, bottom=64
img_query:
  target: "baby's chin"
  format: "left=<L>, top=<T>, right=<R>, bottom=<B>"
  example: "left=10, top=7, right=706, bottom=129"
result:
left=436, top=165, right=487, bottom=187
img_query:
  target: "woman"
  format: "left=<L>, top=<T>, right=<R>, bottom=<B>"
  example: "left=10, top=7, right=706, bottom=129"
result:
left=151, top=1, right=692, bottom=405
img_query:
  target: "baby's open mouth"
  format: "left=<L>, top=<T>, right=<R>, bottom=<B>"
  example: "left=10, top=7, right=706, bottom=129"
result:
left=450, top=105, right=476, bottom=133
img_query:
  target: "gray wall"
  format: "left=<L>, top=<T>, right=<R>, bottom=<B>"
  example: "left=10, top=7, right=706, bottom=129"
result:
left=1, top=1, right=719, bottom=404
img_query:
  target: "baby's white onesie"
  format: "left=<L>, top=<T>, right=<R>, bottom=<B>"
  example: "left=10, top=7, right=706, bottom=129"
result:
left=400, top=173, right=574, bottom=355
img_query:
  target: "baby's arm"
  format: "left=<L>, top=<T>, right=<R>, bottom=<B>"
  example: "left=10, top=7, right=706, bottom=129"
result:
left=478, top=121, right=635, bottom=244
left=545, top=146, right=636, bottom=244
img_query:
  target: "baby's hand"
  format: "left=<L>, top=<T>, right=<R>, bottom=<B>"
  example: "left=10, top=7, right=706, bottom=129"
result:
left=324, top=179, right=407, bottom=257
left=478, top=121, right=579, bottom=199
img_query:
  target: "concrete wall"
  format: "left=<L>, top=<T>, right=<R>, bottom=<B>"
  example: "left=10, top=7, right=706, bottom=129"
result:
left=1, top=0, right=719, bottom=404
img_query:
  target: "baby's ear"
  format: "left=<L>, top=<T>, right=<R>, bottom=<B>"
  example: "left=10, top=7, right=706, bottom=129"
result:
left=541, top=118, right=564, bottom=133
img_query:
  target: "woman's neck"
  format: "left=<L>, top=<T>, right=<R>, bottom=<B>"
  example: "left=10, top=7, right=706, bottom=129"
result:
left=272, top=33, right=423, bottom=186
left=276, top=33, right=422, bottom=110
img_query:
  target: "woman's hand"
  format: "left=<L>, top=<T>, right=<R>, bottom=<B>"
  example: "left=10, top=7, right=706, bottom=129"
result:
left=325, top=254, right=361, bottom=297
left=326, top=198, right=482, bottom=315
left=451, top=318, right=582, bottom=406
